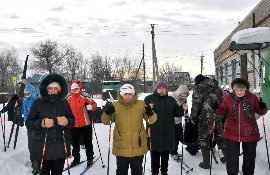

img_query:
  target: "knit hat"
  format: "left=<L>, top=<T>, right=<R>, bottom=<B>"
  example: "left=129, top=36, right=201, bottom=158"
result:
left=47, top=82, right=61, bottom=90
left=120, top=84, right=135, bottom=96
left=231, top=78, right=250, bottom=90
left=156, top=81, right=168, bottom=91
left=71, top=83, right=80, bottom=90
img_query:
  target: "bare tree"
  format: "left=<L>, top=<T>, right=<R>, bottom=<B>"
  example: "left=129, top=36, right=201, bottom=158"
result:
left=0, top=48, right=21, bottom=93
left=159, top=62, right=183, bottom=90
left=30, top=39, right=70, bottom=74
left=61, top=46, right=84, bottom=81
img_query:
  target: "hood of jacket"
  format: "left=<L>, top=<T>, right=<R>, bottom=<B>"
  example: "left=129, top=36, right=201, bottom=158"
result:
left=70, top=80, right=83, bottom=97
left=39, top=74, right=68, bottom=101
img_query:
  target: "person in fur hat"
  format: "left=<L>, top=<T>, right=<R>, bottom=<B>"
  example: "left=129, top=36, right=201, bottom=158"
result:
left=102, top=84, right=157, bottom=175
left=213, top=78, right=268, bottom=175
left=26, top=74, right=75, bottom=175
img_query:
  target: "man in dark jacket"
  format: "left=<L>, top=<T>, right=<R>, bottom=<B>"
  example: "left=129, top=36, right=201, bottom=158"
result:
left=0, top=94, right=18, bottom=122
left=26, top=74, right=75, bottom=175
left=144, top=81, right=187, bottom=175
left=190, top=74, right=227, bottom=169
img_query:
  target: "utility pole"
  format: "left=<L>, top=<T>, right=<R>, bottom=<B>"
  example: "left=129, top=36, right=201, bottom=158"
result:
left=151, top=24, right=159, bottom=91
left=200, top=54, right=204, bottom=74
left=143, top=44, right=146, bottom=93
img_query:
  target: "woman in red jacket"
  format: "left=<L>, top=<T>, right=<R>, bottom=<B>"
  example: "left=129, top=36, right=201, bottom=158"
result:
left=214, top=78, right=268, bottom=175
left=66, top=80, right=97, bottom=167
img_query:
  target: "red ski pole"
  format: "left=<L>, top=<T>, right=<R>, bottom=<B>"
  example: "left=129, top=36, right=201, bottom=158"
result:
left=62, top=126, right=71, bottom=175
left=40, top=129, right=48, bottom=174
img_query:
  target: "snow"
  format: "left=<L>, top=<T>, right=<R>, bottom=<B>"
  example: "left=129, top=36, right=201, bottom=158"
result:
left=231, top=27, right=270, bottom=45
left=0, top=92, right=270, bottom=175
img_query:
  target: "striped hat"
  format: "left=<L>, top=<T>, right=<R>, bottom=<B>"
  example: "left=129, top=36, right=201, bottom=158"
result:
left=120, top=84, right=135, bottom=96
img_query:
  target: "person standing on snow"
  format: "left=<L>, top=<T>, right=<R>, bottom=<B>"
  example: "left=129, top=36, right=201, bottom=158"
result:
left=213, top=78, right=268, bottom=175
left=26, top=74, right=75, bottom=175
left=0, top=94, right=18, bottom=122
left=15, top=79, right=41, bottom=174
left=190, top=74, right=227, bottom=169
left=168, top=85, right=190, bottom=159
left=101, top=84, right=157, bottom=175
left=66, top=80, right=97, bottom=167
left=144, top=81, right=187, bottom=175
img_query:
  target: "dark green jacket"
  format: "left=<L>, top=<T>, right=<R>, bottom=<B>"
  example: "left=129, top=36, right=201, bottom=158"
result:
left=144, top=90, right=184, bottom=151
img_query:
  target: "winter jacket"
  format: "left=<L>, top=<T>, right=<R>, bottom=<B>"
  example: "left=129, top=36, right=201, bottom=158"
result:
left=0, top=94, right=18, bottom=121
left=66, top=80, right=97, bottom=128
left=23, top=83, right=40, bottom=122
left=26, top=74, right=75, bottom=161
left=144, top=90, right=184, bottom=152
left=101, top=92, right=157, bottom=157
left=216, top=90, right=268, bottom=142
left=168, top=85, right=189, bottom=124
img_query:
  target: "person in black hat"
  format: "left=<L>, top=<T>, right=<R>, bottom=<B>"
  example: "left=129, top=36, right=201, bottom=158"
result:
left=0, top=94, right=18, bottom=122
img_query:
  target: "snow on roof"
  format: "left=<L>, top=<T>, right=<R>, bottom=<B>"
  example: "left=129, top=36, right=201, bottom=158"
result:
left=231, top=27, right=270, bottom=44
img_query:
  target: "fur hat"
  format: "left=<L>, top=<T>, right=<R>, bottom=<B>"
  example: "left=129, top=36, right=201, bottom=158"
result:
left=194, top=74, right=209, bottom=85
left=120, top=84, right=135, bottom=96
left=231, top=78, right=250, bottom=90
left=156, top=81, right=168, bottom=91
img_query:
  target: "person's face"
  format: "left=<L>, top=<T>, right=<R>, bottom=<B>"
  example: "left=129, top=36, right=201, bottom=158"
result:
left=235, top=89, right=245, bottom=97
left=122, top=93, right=134, bottom=103
left=25, top=93, right=31, bottom=98
left=47, top=87, right=60, bottom=95
left=157, top=87, right=167, bottom=96
left=71, top=88, right=80, bottom=93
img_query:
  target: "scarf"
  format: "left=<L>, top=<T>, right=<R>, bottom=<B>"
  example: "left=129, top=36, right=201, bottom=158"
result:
left=230, top=93, right=252, bottom=122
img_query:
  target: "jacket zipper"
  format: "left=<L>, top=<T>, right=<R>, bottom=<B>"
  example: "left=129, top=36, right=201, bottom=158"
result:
left=238, top=102, right=241, bottom=142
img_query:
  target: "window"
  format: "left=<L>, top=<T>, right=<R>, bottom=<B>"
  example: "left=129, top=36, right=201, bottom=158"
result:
left=232, top=59, right=236, bottom=79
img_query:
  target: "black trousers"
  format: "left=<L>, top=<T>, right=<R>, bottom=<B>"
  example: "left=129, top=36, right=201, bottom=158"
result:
left=226, top=139, right=257, bottom=175
left=71, top=125, right=94, bottom=161
left=116, top=155, right=144, bottom=175
left=151, top=151, right=170, bottom=173
left=171, top=124, right=183, bottom=154
left=40, top=158, right=65, bottom=175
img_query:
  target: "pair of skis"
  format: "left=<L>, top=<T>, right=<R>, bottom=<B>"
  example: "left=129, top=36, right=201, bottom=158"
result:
left=63, top=156, right=100, bottom=174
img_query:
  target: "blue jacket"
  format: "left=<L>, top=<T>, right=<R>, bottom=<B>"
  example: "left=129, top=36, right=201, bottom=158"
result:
left=22, top=83, right=40, bottom=122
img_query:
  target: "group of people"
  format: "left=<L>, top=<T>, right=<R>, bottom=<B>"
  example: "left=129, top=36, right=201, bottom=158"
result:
left=1, top=73, right=268, bottom=175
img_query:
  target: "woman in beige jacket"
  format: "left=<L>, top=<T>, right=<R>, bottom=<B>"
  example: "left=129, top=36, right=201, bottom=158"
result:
left=102, top=84, right=157, bottom=175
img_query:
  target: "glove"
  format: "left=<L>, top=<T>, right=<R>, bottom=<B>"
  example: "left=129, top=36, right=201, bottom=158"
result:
left=259, top=97, right=266, bottom=109
left=57, top=116, right=69, bottom=126
left=145, top=105, right=153, bottom=116
left=212, top=101, right=219, bottom=110
left=41, top=118, right=54, bottom=128
left=105, top=105, right=115, bottom=115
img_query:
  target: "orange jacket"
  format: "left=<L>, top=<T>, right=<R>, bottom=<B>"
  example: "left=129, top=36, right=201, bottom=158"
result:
left=66, top=80, right=97, bottom=127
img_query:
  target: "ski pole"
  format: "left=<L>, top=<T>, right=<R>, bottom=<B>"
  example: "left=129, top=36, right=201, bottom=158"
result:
left=88, top=111, right=105, bottom=168
left=3, top=102, right=6, bottom=152
left=1, top=112, right=6, bottom=152
left=40, top=129, right=48, bottom=175
left=181, top=109, right=186, bottom=175
left=260, top=99, right=270, bottom=171
left=62, top=126, right=71, bottom=175
left=210, top=120, right=216, bottom=175
left=107, top=92, right=114, bottom=175
left=143, top=110, right=152, bottom=175
left=107, top=112, right=112, bottom=175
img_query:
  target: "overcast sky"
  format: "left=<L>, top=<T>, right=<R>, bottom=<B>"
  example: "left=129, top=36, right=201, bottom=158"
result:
left=0, top=0, right=262, bottom=77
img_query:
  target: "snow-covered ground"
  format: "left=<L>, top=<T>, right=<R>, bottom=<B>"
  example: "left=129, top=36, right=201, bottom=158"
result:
left=0, top=92, right=270, bottom=175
